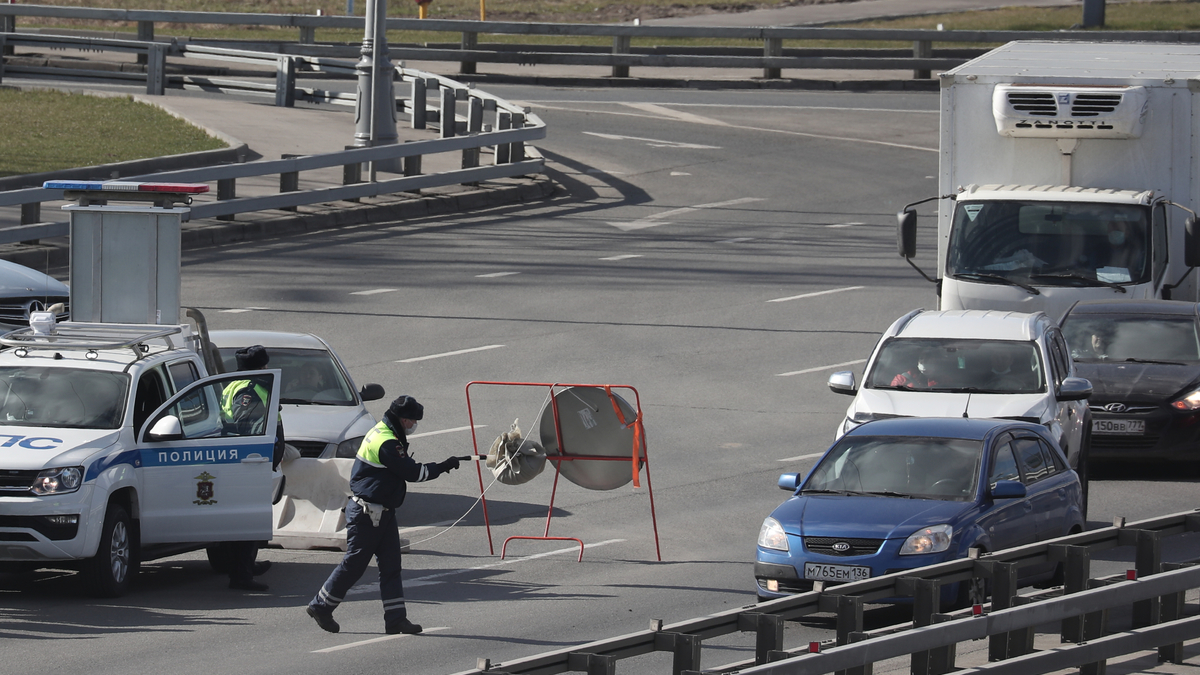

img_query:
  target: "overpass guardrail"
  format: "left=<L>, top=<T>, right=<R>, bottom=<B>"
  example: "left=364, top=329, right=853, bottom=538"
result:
left=4, top=4, right=1200, bottom=80
left=0, top=36, right=546, bottom=245
left=448, top=509, right=1200, bottom=675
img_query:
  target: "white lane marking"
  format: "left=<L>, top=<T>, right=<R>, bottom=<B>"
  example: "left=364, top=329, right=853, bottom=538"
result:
left=347, top=540, right=626, bottom=596
left=220, top=307, right=269, bottom=313
left=311, top=627, right=449, bottom=653
left=407, top=425, right=486, bottom=440
left=599, top=254, right=643, bottom=261
left=671, top=171, right=691, bottom=176
left=619, top=102, right=732, bottom=127
left=476, top=272, right=520, bottom=278
left=778, top=452, right=825, bottom=462
left=586, top=168, right=626, bottom=174
left=777, top=358, right=867, bottom=377
left=350, top=288, right=398, bottom=296
left=717, top=237, right=753, bottom=244
left=610, top=197, right=764, bottom=231
left=768, top=285, right=865, bottom=303
left=826, top=222, right=864, bottom=229
left=398, top=519, right=460, bottom=536
left=398, top=345, right=505, bottom=363
left=524, top=100, right=937, bottom=114
left=582, top=131, right=721, bottom=150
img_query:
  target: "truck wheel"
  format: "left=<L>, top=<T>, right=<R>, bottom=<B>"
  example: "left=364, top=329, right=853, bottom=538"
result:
left=81, top=504, right=136, bottom=597
left=206, top=543, right=232, bottom=575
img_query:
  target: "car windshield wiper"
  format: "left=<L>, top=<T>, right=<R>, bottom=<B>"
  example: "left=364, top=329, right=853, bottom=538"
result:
left=800, top=488, right=854, bottom=495
left=1029, top=273, right=1128, bottom=293
left=862, top=490, right=915, bottom=499
left=954, top=273, right=1040, bottom=295
left=280, top=398, right=310, bottom=404
left=1123, top=358, right=1185, bottom=366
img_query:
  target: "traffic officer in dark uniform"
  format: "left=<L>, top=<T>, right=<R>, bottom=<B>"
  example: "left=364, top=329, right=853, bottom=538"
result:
left=221, top=345, right=280, bottom=591
left=306, top=395, right=460, bottom=635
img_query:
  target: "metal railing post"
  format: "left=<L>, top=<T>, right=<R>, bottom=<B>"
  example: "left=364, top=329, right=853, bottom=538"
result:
left=461, top=31, right=477, bottom=75
left=216, top=178, right=236, bottom=221
left=136, top=20, right=153, bottom=65
left=411, top=77, right=427, bottom=130
left=1058, top=544, right=1092, bottom=643
left=912, top=39, right=932, bottom=79
left=763, top=36, right=782, bottom=80
left=462, top=96, right=483, bottom=170
left=440, top=86, right=456, bottom=138
left=341, top=145, right=361, bottom=202
left=1133, top=529, right=1163, bottom=628
left=909, top=578, right=940, bottom=674
left=494, top=111, right=511, bottom=164
left=146, top=43, right=166, bottom=95
left=738, top=612, right=785, bottom=666
left=612, top=34, right=631, bottom=78
left=0, top=35, right=6, bottom=81
left=275, top=56, right=296, bottom=107
left=511, top=112, right=526, bottom=162
left=279, top=154, right=300, bottom=211
left=988, top=561, right=1020, bottom=661
left=299, top=25, right=316, bottom=44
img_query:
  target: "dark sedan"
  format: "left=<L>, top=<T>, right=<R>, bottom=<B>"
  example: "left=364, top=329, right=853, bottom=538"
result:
left=1060, top=299, right=1200, bottom=462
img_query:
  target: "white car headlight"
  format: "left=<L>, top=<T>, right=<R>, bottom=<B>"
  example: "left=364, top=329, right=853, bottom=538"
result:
left=31, top=467, right=83, bottom=495
left=900, top=524, right=953, bottom=555
left=758, top=517, right=789, bottom=552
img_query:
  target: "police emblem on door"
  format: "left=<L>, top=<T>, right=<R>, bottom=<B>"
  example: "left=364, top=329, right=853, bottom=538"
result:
left=194, top=471, right=217, bottom=506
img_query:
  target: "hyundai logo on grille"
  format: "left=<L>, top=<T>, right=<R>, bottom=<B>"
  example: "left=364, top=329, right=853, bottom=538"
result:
left=831, top=541, right=851, bottom=553
left=1103, top=403, right=1128, bottom=413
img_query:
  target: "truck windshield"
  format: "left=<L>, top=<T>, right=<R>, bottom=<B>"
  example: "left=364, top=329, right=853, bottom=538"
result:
left=867, top=337, right=1045, bottom=394
left=0, top=367, right=130, bottom=429
left=947, top=200, right=1150, bottom=287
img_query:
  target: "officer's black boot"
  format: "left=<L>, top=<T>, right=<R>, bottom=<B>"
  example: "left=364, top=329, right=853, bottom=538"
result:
left=385, top=618, right=422, bottom=635
left=307, top=606, right=340, bottom=633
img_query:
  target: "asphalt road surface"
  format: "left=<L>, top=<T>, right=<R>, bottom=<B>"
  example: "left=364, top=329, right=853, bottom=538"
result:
left=3, top=85, right=1198, bottom=675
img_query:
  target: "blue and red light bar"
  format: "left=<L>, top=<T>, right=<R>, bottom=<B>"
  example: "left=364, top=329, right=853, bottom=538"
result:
left=43, top=180, right=209, bottom=194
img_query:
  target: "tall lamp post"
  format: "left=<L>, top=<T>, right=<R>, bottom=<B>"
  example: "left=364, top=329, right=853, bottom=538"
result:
left=353, top=0, right=399, bottom=170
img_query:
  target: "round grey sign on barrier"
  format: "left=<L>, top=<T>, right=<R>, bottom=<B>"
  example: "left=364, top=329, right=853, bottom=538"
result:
left=538, top=386, right=645, bottom=491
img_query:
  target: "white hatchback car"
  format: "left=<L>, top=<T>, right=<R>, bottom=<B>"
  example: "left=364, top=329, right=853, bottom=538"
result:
left=828, top=309, right=1093, bottom=491
left=208, top=330, right=385, bottom=459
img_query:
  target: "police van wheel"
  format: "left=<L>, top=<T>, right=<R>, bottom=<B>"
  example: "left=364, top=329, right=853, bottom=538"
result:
left=206, top=543, right=233, bottom=575
left=81, top=504, right=136, bottom=597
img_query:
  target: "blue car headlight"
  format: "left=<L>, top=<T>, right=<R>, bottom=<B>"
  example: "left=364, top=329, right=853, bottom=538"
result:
left=31, top=467, right=83, bottom=496
left=758, top=517, right=789, bottom=552
left=900, top=524, right=952, bottom=555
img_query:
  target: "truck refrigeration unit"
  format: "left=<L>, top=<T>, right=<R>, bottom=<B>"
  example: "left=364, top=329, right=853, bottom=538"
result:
left=898, top=41, right=1200, bottom=320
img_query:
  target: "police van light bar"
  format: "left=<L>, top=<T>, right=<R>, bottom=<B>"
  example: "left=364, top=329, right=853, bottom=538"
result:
left=43, top=180, right=209, bottom=194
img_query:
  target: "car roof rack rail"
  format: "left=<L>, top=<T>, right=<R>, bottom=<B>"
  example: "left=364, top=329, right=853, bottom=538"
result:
left=0, top=322, right=188, bottom=359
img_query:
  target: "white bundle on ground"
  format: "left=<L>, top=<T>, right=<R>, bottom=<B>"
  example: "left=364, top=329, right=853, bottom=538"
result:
left=487, top=419, right=547, bottom=485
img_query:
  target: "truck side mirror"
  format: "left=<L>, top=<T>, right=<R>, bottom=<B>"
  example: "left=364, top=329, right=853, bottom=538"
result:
left=360, top=383, right=385, bottom=402
left=897, top=209, right=918, bottom=258
left=1186, top=216, right=1200, bottom=268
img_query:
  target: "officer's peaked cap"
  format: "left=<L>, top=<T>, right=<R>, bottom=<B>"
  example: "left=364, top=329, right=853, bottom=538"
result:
left=388, top=395, right=424, bottom=421
left=235, top=345, right=270, bottom=370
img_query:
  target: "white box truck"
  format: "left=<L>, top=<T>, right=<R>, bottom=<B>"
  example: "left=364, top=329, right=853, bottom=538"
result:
left=898, top=41, right=1200, bottom=320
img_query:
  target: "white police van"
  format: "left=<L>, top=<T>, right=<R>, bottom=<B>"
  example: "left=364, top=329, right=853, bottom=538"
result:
left=0, top=320, right=281, bottom=596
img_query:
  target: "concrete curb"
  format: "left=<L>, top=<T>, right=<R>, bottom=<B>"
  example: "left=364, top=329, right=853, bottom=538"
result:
left=0, top=83, right=250, bottom=191
left=0, top=176, right=560, bottom=270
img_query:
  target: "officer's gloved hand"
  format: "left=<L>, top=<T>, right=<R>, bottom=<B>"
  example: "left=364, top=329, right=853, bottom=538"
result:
left=438, top=457, right=461, bottom=473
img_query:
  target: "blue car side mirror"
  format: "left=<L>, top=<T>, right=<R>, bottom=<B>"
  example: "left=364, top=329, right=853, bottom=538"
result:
left=778, top=473, right=800, bottom=491
left=991, top=480, right=1027, bottom=499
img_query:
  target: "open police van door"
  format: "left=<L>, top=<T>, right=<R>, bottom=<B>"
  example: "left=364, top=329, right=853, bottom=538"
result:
left=136, top=369, right=281, bottom=544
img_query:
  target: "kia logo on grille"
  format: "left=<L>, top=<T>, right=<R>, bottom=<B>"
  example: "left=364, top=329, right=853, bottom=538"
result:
left=1103, top=403, right=1128, bottom=413
left=831, top=541, right=851, bottom=553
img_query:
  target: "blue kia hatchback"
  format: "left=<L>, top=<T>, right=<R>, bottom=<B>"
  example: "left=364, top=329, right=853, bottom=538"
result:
left=755, top=417, right=1085, bottom=607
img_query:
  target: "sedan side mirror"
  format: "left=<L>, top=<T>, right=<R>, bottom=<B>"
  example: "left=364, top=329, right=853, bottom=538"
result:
left=1057, top=377, right=1093, bottom=402
left=146, top=415, right=184, bottom=442
left=828, top=371, right=858, bottom=396
left=990, top=480, right=1027, bottom=499
left=778, top=473, right=801, bottom=491
left=360, top=383, right=385, bottom=402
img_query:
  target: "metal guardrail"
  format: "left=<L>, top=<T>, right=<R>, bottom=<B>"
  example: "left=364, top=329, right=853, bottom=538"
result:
left=446, top=509, right=1200, bottom=675
left=0, top=37, right=546, bottom=244
left=4, top=3, right=1200, bottom=80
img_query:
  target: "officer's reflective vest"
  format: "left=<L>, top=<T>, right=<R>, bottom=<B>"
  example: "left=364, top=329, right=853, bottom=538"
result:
left=358, top=420, right=401, bottom=468
left=220, top=379, right=270, bottom=420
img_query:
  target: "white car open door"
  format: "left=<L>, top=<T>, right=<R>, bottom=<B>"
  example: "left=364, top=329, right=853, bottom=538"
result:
left=135, top=370, right=281, bottom=545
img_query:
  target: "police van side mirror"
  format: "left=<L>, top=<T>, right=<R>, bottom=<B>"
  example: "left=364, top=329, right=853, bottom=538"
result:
left=898, top=209, right=918, bottom=258
left=146, top=415, right=184, bottom=442
left=360, top=383, right=385, bottom=402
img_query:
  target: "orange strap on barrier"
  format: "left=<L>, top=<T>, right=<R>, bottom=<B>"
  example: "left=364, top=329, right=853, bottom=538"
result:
left=604, top=385, right=644, bottom=488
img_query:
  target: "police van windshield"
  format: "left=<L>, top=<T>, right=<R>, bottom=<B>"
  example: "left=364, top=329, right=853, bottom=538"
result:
left=947, top=200, right=1150, bottom=287
left=218, top=347, right=355, bottom=406
left=0, top=367, right=130, bottom=429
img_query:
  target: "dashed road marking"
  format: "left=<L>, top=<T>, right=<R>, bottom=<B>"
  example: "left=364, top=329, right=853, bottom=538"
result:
left=476, top=272, right=520, bottom=278
left=398, top=345, right=505, bottom=363
left=778, top=452, right=826, bottom=462
left=826, top=222, right=864, bottom=229
left=599, top=254, right=643, bottom=261
left=609, top=197, right=764, bottom=231
left=311, top=627, right=449, bottom=653
left=777, top=359, right=867, bottom=377
left=717, top=237, right=753, bottom=244
left=582, top=131, right=721, bottom=150
left=768, top=286, right=865, bottom=303
left=350, top=288, right=398, bottom=296
left=220, top=307, right=269, bottom=313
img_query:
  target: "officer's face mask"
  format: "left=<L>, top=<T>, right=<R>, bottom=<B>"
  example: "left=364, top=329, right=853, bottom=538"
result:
left=404, top=421, right=418, bottom=435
